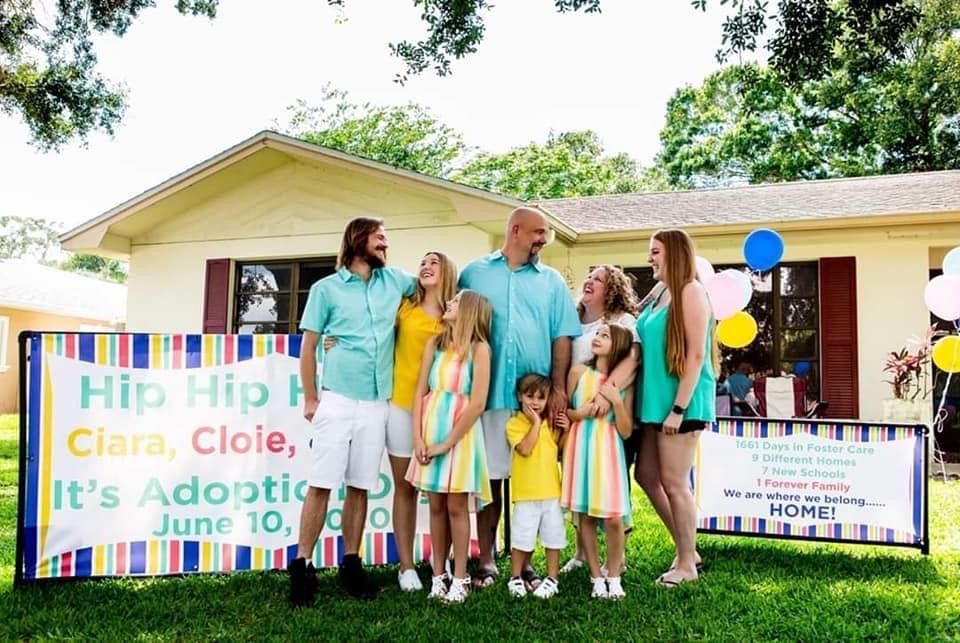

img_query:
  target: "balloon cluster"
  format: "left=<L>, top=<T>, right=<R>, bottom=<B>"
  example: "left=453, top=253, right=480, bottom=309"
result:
left=927, top=247, right=960, bottom=374
left=700, top=228, right=785, bottom=349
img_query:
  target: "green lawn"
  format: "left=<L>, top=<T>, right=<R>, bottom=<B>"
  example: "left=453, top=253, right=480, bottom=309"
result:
left=0, top=412, right=957, bottom=640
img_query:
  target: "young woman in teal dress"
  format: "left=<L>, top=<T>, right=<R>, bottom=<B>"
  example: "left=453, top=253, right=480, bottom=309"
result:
left=636, top=228, right=717, bottom=588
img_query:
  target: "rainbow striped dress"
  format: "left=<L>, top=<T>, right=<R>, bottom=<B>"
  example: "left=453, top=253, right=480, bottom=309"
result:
left=405, top=347, right=492, bottom=508
left=561, top=367, right=631, bottom=519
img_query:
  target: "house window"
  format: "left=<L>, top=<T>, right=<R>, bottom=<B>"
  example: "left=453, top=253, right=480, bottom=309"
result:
left=233, top=259, right=336, bottom=334
left=625, top=262, right=820, bottom=395
left=0, top=315, right=9, bottom=372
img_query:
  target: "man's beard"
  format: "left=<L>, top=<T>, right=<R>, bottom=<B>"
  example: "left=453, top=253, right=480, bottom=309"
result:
left=365, top=249, right=386, bottom=269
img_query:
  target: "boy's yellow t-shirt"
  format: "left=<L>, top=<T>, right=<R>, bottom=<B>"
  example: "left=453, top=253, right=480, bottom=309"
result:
left=506, top=413, right=561, bottom=502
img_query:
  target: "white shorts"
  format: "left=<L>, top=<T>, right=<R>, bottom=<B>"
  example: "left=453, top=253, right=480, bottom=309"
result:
left=482, top=409, right=513, bottom=480
left=511, top=499, right=567, bottom=552
left=307, top=391, right=389, bottom=490
left=385, top=403, right=414, bottom=458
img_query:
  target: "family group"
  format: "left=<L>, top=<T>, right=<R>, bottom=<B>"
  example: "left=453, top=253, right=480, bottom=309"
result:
left=287, top=207, right=716, bottom=606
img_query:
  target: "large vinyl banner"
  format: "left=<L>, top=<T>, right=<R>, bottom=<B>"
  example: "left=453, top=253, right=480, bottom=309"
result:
left=18, top=332, right=433, bottom=583
left=694, top=418, right=927, bottom=551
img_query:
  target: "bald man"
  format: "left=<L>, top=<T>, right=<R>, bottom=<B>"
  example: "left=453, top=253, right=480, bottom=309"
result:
left=458, top=207, right=581, bottom=587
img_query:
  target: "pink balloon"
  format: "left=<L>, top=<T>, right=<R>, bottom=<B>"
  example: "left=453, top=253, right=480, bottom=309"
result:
left=925, top=275, right=960, bottom=321
left=695, top=256, right=715, bottom=281
left=706, top=272, right=751, bottom=320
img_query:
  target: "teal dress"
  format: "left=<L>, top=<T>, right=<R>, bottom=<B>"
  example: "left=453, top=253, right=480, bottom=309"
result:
left=636, top=289, right=716, bottom=423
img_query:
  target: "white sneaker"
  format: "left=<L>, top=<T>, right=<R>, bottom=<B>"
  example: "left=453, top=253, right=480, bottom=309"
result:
left=507, top=577, right=527, bottom=598
left=560, top=557, right=585, bottom=574
left=428, top=575, right=447, bottom=600
left=607, top=575, right=625, bottom=600
left=398, top=568, right=423, bottom=592
left=590, top=576, right=608, bottom=599
left=532, top=576, right=559, bottom=599
left=445, top=576, right=470, bottom=603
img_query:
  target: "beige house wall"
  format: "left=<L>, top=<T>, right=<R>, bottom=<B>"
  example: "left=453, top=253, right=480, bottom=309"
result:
left=125, top=160, right=498, bottom=333
left=0, top=307, right=121, bottom=413
left=541, top=220, right=960, bottom=422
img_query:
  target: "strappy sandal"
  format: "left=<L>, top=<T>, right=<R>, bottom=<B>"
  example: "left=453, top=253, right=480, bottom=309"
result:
left=471, top=566, right=498, bottom=589
left=520, top=567, right=542, bottom=591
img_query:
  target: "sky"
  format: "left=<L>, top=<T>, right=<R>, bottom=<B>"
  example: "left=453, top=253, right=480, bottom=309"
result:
left=0, top=1, right=733, bottom=230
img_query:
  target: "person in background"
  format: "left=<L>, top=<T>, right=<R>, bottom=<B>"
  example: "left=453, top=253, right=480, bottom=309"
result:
left=723, top=361, right=754, bottom=416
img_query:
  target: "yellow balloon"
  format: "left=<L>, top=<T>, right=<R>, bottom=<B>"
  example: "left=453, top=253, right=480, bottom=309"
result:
left=717, top=311, right=758, bottom=348
left=932, top=336, right=960, bottom=373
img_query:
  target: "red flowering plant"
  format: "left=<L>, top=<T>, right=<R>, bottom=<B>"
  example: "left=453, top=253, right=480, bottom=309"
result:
left=883, top=326, right=949, bottom=400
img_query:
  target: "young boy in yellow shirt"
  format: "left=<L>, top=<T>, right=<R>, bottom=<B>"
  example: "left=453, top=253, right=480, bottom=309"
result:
left=505, top=373, right=568, bottom=599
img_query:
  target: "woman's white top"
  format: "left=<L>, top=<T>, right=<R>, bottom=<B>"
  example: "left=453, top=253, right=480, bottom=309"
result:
left=571, top=311, right=640, bottom=366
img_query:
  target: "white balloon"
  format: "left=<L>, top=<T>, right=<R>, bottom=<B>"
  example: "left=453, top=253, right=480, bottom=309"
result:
left=695, top=256, right=715, bottom=281
left=719, top=268, right=753, bottom=304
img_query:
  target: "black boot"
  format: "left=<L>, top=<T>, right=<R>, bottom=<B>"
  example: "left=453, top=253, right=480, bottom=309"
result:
left=288, top=557, right=317, bottom=607
left=338, top=553, right=376, bottom=600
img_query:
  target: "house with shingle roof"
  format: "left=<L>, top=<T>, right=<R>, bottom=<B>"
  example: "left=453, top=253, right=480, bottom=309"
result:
left=58, top=131, right=960, bottom=449
left=0, top=259, right=126, bottom=411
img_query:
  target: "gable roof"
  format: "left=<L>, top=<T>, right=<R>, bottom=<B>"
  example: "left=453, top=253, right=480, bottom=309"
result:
left=60, top=130, right=527, bottom=254
left=0, top=260, right=126, bottom=322
left=538, top=170, right=960, bottom=234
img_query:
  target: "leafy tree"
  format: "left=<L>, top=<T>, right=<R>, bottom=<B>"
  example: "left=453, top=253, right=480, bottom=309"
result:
left=59, top=253, right=128, bottom=283
left=453, top=130, right=666, bottom=200
left=657, top=0, right=960, bottom=187
left=327, top=0, right=920, bottom=84
left=281, top=88, right=467, bottom=177
left=1, top=1, right=218, bottom=150
left=0, top=215, right=60, bottom=262
left=0, top=215, right=127, bottom=282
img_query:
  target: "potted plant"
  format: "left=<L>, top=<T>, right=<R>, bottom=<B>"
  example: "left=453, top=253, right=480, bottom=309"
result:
left=881, top=326, right=945, bottom=424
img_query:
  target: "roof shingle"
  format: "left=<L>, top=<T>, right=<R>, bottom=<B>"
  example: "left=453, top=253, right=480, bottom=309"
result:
left=538, top=170, right=960, bottom=234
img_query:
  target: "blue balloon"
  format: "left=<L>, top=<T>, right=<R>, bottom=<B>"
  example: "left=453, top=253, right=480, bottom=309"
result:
left=794, top=361, right=811, bottom=377
left=743, top=228, right=785, bottom=271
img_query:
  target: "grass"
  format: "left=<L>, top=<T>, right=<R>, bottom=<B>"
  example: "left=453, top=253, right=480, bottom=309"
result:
left=0, top=412, right=958, bottom=640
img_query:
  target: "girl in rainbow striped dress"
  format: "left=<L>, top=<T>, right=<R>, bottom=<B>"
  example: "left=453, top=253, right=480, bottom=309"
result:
left=561, top=322, right=635, bottom=600
left=405, top=289, right=493, bottom=603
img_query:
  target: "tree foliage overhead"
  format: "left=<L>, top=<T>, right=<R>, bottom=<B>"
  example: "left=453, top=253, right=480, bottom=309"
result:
left=281, top=87, right=467, bottom=178
left=1, top=1, right=218, bottom=150
left=326, top=0, right=921, bottom=85
left=453, top=130, right=668, bottom=200
left=657, top=0, right=960, bottom=188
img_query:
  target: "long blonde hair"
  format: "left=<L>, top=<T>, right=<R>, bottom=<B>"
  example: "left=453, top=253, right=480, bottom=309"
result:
left=652, top=229, right=719, bottom=377
left=437, top=290, right=492, bottom=355
left=411, top=251, right=457, bottom=309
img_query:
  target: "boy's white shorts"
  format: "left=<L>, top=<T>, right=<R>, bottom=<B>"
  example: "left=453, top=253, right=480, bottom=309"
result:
left=511, top=498, right=567, bottom=552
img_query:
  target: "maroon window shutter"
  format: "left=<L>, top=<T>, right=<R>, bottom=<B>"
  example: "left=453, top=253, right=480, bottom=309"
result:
left=203, top=258, right=231, bottom=333
left=819, top=257, right=859, bottom=418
